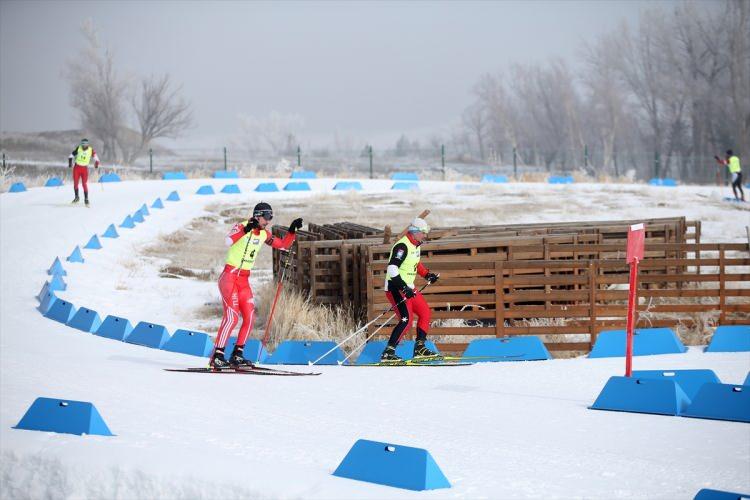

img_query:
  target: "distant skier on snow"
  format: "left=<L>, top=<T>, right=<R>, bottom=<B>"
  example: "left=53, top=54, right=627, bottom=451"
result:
left=209, top=202, right=303, bottom=369
left=380, top=217, right=440, bottom=363
left=67, top=138, right=100, bottom=206
left=714, top=149, right=745, bottom=202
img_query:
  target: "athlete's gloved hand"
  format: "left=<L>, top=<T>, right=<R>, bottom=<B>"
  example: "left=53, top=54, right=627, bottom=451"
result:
left=244, top=218, right=260, bottom=233
left=289, top=218, right=303, bottom=234
left=402, top=286, right=416, bottom=299
left=425, top=272, right=439, bottom=284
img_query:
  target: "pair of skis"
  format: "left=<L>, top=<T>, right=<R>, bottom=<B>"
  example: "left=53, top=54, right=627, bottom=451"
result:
left=164, top=365, right=320, bottom=376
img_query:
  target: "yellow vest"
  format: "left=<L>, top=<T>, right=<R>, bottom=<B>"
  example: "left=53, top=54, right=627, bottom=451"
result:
left=225, top=224, right=267, bottom=270
left=387, top=235, right=421, bottom=286
left=728, top=155, right=741, bottom=174
left=75, top=146, right=93, bottom=166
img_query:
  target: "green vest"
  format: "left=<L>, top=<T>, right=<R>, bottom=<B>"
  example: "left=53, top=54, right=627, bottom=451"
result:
left=728, top=156, right=741, bottom=174
left=75, top=146, right=93, bottom=166
left=387, top=235, right=421, bottom=286
left=225, top=224, right=267, bottom=270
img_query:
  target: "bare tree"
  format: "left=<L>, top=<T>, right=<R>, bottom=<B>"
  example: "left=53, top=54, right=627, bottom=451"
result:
left=462, top=103, right=489, bottom=160
left=725, top=0, right=750, bottom=157
left=236, top=111, right=305, bottom=155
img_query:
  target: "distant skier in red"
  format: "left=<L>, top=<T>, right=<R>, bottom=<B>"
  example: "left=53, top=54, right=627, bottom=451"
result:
left=210, top=202, right=303, bottom=369
left=67, top=138, right=100, bottom=206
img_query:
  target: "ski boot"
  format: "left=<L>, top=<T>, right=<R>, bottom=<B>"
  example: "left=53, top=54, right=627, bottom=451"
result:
left=84, top=197, right=90, bottom=207
left=71, top=195, right=80, bottom=204
left=379, top=345, right=403, bottom=364
left=413, top=340, right=441, bottom=361
left=209, top=349, right=231, bottom=370
left=228, top=345, right=255, bottom=368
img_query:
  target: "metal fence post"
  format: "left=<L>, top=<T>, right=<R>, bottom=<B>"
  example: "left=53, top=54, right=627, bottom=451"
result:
left=613, top=150, right=619, bottom=178
left=223, top=147, right=227, bottom=171
left=441, top=144, right=445, bottom=180
left=297, top=146, right=301, bottom=167
left=369, top=146, right=373, bottom=179
left=2, top=153, right=5, bottom=171
left=513, top=147, right=517, bottom=178
left=654, top=151, right=660, bottom=179
left=584, top=144, right=588, bottom=170
left=149, top=148, right=153, bottom=173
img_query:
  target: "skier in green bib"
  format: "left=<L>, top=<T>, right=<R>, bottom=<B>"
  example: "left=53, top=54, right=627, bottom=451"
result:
left=714, top=150, right=745, bottom=202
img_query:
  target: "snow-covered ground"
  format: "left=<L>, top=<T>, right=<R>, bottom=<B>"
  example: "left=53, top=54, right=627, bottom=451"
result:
left=1, top=178, right=748, bottom=499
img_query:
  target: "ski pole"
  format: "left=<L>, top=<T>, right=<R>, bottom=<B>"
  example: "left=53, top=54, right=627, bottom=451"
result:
left=260, top=245, right=293, bottom=353
left=337, top=312, right=397, bottom=365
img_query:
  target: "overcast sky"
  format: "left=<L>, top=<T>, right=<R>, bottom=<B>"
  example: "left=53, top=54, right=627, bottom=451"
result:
left=1, top=0, right=678, bottom=148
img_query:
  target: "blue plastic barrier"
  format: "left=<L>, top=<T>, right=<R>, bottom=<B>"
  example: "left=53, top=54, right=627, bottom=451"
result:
left=589, top=328, right=687, bottom=358
left=38, top=291, right=57, bottom=315
left=47, top=257, right=67, bottom=276
left=631, top=370, right=720, bottom=401
left=290, top=171, right=316, bottom=179
left=356, top=340, right=440, bottom=365
left=682, top=383, right=750, bottom=423
left=649, top=178, right=678, bottom=187
left=333, top=439, right=450, bottom=491
left=66, top=246, right=84, bottom=263
left=265, top=340, right=345, bottom=365
left=151, top=197, right=165, bottom=209
left=84, top=235, right=102, bottom=250
left=139, top=203, right=150, bottom=216
left=9, top=182, right=27, bottom=192
left=255, top=182, right=279, bottom=192
left=125, top=321, right=170, bottom=349
left=119, top=215, right=135, bottom=229
left=95, top=315, right=133, bottom=341
left=37, top=281, right=50, bottom=303
left=162, top=329, right=215, bottom=357
left=99, top=173, right=121, bottom=183
left=333, top=181, right=363, bottom=191
left=223, top=338, right=269, bottom=363
left=66, top=307, right=102, bottom=333
left=14, top=397, right=113, bottom=436
left=214, top=170, right=239, bottom=179
left=163, top=171, right=187, bottom=180
left=481, top=174, right=509, bottom=183
left=44, top=299, right=77, bottom=324
left=590, top=376, right=691, bottom=416
left=132, top=210, right=145, bottom=223
left=391, top=182, right=419, bottom=191
left=196, top=185, right=215, bottom=195
left=284, top=181, right=311, bottom=191
left=744, top=372, right=750, bottom=386
left=462, top=337, right=552, bottom=362
left=548, top=175, right=574, bottom=184
left=221, top=184, right=241, bottom=194
left=45, top=177, right=63, bottom=187
left=166, top=191, right=180, bottom=201
left=391, top=172, right=419, bottom=181
left=48, top=274, right=67, bottom=292
left=706, top=325, right=750, bottom=352
left=101, top=224, right=119, bottom=238
left=694, top=488, right=750, bottom=500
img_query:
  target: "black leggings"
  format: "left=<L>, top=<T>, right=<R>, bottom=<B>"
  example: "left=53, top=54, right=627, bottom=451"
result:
left=732, top=172, right=744, bottom=200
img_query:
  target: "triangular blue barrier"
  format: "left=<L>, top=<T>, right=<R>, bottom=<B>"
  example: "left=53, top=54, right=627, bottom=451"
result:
left=47, top=257, right=67, bottom=276
left=333, top=439, right=450, bottom=491
left=132, top=210, right=145, bottom=223
left=590, top=376, right=691, bottom=416
left=220, top=184, right=241, bottom=194
left=45, top=177, right=63, bottom=187
left=14, top=397, right=113, bottom=436
left=66, top=307, right=102, bottom=333
left=213, top=170, right=239, bottom=179
left=9, top=182, right=27, bottom=192
left=290, top=171, right=316, bottom=179
left=139, top=203, right=150, bottom=216
left=125, top=321, right=170, bottom=349
left=649, top=178, right=678, bottom=187
left=44, top=299, right=77, bottom=324
left=37, top=281, right=50, bottom=303
left=481, top=174, right=508, bottom=183
left=196, top=185, right=215, bottom=195
left=744, top=372, right=750, bottom=386
left=94, top=315, right=133, bottom=341
left=255, top=182, right=279, bottom=192
left=151, top=198, right=165, bottom=209
left=99, top=173, right=121, bottom=183
left=166, top=191, right=180, bottom=201
left=548, top=175, right=575, bottom=184
left=163, top=171, right=187, bottom=180
left=283, top=181, right=311, bottom=191
left=119, top=215, right=135, bottom=229
left=589, top=328, right=687, bottom=358
left=163, top=330, right=215, bottom=357
left=391, top=172, right=419, bottom=181
left=333, top=181, right=363, bottom=191
left=356, top=340, right=440, bottom=365
left=706, top=325, right=750, bottom=352
left=682, top=383, right=750, bottom=423
left=391, top=182, right=419, bottom=190
left=265, top=340, right=345, bottom=365
left=48, top=274, right=67, bottom=292
left=66, top=246, right=84, bottom=263
left=84, top=234, right=102, bottom=250
left=101, top=224, right=119, bottom=239
left=694, top=488, right=750, bottom=500
left=38, top=291, right=57, bottom=314
left=223, top=338, right=269, bottom=363
left=462, top=337, right=552, bottom=362
left=631, top=370, right=720, bottom=401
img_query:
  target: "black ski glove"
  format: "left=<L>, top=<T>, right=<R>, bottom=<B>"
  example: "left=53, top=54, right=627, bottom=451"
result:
left=402, top=286, right=416, bottom=299
left=244, top=218, right=260, bottom=233
left=289, top=218, right=303, bottom=234
left=425, top=272, right=439, bottom=284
